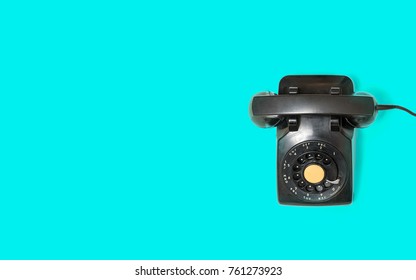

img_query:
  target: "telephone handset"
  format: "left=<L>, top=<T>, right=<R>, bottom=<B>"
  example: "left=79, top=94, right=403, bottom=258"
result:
left=249, top=75, right=415, bottom=205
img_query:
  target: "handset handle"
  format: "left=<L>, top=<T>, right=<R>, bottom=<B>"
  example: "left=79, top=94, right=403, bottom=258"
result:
left=251, top=93, right=377, bottom=128
left=251, top=94, right=376, bottom=116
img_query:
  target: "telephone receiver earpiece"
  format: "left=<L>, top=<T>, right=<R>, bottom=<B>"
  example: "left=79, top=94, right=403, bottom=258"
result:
left=249, top=91, right=378, bottom=129
left=249, top=91, right=284, bottom=128
left=344, top=92, right=377, bottom=128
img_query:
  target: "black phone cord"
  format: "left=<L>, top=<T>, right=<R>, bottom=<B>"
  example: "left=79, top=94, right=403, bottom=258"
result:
left=376, top=104, right=416, bottom=117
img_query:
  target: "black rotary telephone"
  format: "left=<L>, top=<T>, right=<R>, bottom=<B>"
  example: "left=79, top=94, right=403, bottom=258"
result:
left=249, top=75, right=416, bottom=206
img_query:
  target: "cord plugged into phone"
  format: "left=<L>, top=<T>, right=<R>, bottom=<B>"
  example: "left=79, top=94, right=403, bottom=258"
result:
left=249, top=75, right=416, bottom=206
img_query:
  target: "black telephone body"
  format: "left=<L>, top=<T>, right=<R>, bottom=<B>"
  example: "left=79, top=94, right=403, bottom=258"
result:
left=249, top=75, right=377, bottom=206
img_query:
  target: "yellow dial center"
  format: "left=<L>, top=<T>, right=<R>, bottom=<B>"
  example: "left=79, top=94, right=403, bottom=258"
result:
left=303, top=164, right=325, bottom=184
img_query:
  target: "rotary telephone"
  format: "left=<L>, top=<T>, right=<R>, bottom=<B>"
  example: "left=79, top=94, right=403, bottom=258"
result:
left=249, top=75, right=415, bottom=206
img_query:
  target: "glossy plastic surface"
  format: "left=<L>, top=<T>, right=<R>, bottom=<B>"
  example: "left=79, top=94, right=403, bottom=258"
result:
left=249, top=75, right=377, bottom=205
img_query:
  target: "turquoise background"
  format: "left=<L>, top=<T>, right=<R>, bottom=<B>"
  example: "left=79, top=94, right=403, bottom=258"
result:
left=1, top=1, right=416, bottom=259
